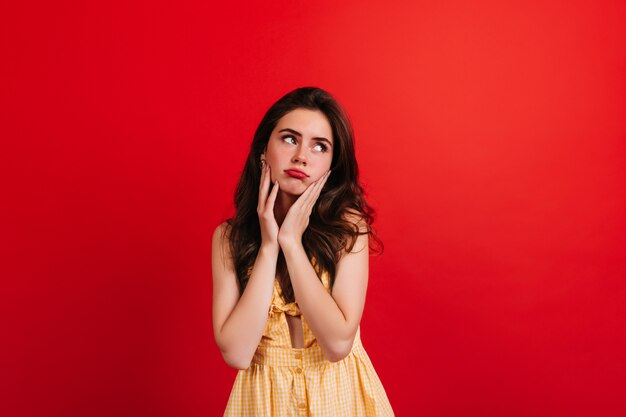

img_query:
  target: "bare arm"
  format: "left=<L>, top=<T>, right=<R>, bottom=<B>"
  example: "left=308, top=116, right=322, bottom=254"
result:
left=211, top=223, right=279, bottom=369
left=282, top=215, right=369, bottom=362
left=212, top=161, right=282, bottom=369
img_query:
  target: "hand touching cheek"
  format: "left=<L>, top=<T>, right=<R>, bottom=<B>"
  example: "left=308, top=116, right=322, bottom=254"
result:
left=277, top=170, right=331, bottom=250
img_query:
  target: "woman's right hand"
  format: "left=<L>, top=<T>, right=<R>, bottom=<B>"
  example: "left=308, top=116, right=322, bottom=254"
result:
left=257, top=161, right=280, bottom=251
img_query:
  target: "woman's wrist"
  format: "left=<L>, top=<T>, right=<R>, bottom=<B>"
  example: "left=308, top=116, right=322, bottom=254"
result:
left=259, top=241, right=280, bottom=257
left=279, top=239, right=304, bottom=255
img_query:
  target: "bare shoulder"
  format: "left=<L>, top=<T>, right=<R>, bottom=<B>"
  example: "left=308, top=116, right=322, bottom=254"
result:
left=343, top=209, right=367, bottom=228
left=340, top=209, right=369, bottom=254
left=212, top=221, right=231, bottom=243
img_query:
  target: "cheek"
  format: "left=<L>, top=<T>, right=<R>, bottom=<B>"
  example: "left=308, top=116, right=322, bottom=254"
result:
left=322, top=155, right=333, bottom=171
left=266, top=148, right=288, bottom=172
left=266, top=157, right=278, bottom=179
left=265, top=145, right=282, bottom=165
left=267, top=158, right=282, bottom=182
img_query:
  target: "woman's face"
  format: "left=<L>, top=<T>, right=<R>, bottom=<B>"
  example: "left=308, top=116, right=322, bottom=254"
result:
left=263, top=108, right=334, bottom=196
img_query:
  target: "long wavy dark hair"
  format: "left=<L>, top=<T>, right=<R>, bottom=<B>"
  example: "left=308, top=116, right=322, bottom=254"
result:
left=222, top=86, right=383, bottom=303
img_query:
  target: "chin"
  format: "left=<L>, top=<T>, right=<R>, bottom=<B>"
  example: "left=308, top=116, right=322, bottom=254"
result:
left=281, top=189, right=305, bottom=197
left=279, top=183, right=306, bottom=197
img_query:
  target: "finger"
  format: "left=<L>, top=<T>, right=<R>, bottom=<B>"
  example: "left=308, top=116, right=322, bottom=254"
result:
left=296, top=178, right=318, bottom=210
left=311, top=170, right=331, bottom=205
left=258, top=163, right=269, bottom=210
left=302, top=171, right=330, bottom=212
left=311, top=170, right=330, bottom=197
left=266, top=180, right=279, bottom=213
left=258, top=162, right=265, bottom=199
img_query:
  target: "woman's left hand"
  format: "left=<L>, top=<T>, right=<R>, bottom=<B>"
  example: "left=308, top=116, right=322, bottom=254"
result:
left=277, top=170, right=331, bottom=250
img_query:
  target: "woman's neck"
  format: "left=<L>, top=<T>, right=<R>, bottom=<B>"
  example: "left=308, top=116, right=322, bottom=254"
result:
left=273, top=190, right=298, bottom=227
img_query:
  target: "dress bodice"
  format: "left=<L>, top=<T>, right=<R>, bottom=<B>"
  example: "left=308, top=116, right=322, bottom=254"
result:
left=260, top=256, right=332, bottom=348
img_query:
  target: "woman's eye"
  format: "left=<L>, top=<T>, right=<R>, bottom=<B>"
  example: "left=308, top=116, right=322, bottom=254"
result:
left=313, top=143, right=328, bottom=152
left=282, top=135, right=327, bottom=152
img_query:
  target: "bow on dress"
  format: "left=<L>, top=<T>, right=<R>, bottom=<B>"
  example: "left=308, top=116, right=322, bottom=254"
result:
left=269, top=279, right=302, bottom=317
left=269, top=300, right=301, bottom=317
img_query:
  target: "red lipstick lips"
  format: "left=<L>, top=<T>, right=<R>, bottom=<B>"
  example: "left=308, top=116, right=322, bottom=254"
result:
left=284, top=169, right=308, bottom=179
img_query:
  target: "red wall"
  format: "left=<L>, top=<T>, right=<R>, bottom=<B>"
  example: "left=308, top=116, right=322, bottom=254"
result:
left=2, top=1, right=625, bottom=416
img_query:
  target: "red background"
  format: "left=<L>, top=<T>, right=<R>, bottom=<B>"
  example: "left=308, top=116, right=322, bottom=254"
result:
left=2, top=1, right=625, bottom=416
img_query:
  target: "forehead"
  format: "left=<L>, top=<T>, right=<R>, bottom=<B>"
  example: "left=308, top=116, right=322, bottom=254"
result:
left=275, top=109, right=333, bottom=143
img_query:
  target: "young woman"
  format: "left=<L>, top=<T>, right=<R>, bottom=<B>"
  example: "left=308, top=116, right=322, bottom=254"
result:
left=212, top=87, right=394, bottom=416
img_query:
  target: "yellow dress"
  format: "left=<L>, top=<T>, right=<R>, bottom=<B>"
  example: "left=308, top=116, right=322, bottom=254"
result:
left=224, top=257, right=394, bottom=416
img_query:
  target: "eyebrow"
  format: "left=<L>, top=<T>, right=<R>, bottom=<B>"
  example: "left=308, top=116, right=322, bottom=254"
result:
left=278, top=128, right=333, bottom=147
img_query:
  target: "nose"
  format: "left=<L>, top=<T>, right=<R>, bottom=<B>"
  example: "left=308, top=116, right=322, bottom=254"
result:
left=292, top=145, right=308, bottom=165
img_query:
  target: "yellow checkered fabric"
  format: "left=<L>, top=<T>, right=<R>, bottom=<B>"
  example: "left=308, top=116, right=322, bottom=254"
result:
left=224, top=257, right=394, bottom=416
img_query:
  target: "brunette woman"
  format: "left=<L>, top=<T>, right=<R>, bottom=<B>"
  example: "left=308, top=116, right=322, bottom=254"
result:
left=212, top=87, right=394, bottom=416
